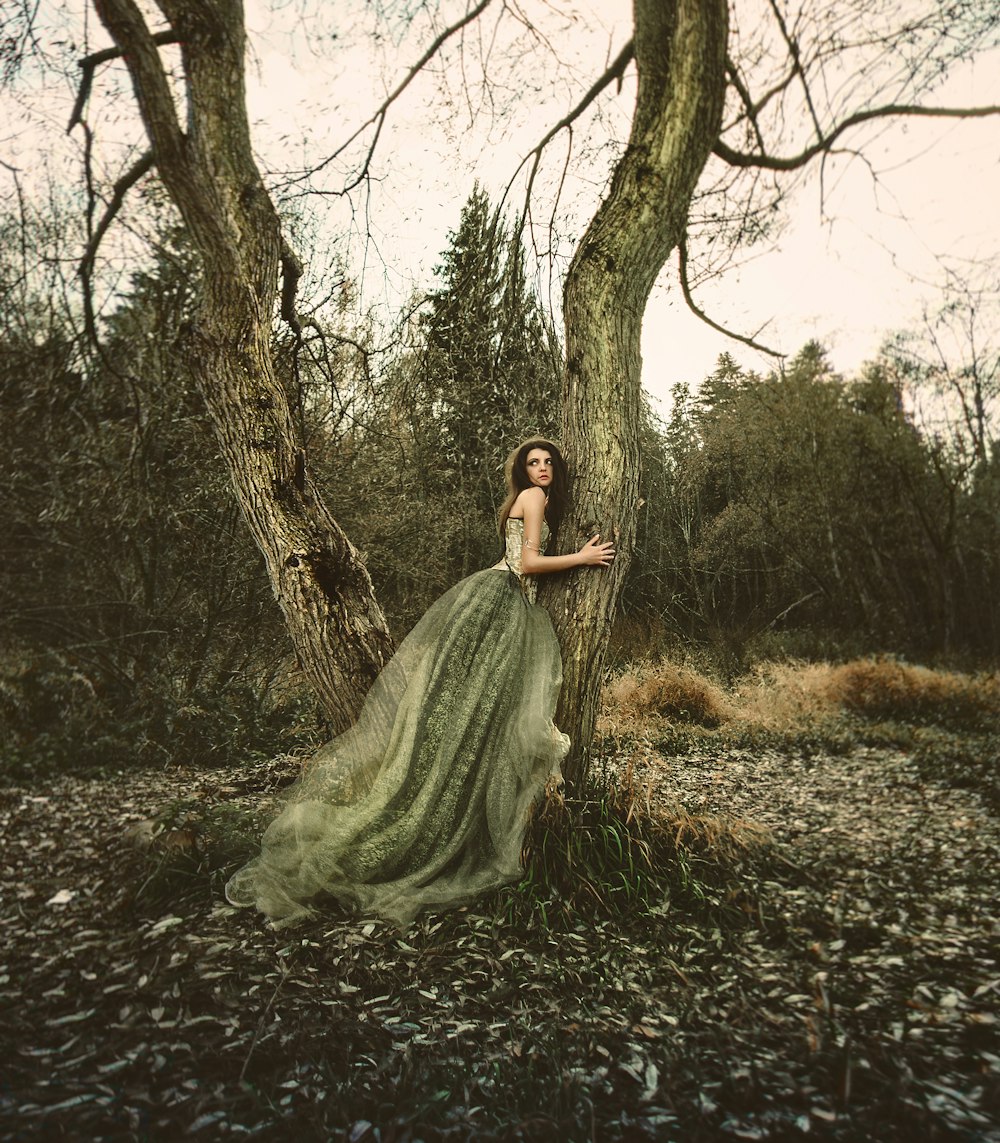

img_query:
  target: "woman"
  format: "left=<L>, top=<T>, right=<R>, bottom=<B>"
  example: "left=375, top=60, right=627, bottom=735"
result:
left=225, top=439, right=614, bottom=927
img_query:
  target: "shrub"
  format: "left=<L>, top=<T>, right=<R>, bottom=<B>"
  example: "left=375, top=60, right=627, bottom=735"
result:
left=603, top=661, right=731, bottom=731
left=0, top=650, right=318, bottom=779
left=824, top=659, right=1000, bottom=731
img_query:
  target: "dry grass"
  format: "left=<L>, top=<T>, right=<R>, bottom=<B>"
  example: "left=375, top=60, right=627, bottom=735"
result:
left=601, top=661, right=732, bottom=734
left=730, top=660, right=849, bottom=730
left=661, top=803, right=772, bottom=864
left=733, top=657, right=1000, bottom=732
left=518, top=760, right=771, bottom=922
left=825, top=658, right=1000, bottom=727
left=603, top=655, right=1000, bottom=736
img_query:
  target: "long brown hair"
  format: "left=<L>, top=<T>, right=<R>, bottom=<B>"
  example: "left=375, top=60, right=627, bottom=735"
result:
left=497, top=438, right=569, bottom=540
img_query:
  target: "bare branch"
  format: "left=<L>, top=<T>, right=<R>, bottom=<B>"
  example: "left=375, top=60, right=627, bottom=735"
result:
left=766, top=0, right=824, bottom=143
left=503, top=38, right=635, bottom=212
left=716, top=102, right=1000, bottom=171
left=724, top=55, right=767, bottom=153
left=88, top=0, right=187, bottom=169
left=730, top=67, right=797, bottom=130
left=678, top=236, right=784, bottom=358
left=291, top=0, right=495, bottom=189
left=79, top=149, right=155, bottom=343
left=68, top=29, right=180, bottom=132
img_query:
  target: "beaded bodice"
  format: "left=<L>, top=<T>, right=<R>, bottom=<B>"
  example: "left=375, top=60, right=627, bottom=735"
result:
left=493, top=516, right=549, bottom=603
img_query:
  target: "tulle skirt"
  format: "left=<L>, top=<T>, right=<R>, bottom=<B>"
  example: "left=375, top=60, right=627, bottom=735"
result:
left=225, top=569, right=568, bottom=927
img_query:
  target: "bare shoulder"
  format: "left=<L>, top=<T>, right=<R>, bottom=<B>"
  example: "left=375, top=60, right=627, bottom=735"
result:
left=515, top=487, right=547, bottom=512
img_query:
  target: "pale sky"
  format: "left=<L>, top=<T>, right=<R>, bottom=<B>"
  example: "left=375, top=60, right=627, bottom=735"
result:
left=238, top=1, right=1000, bottom=411
left=5, top=1, right=1000, bottom=413
left=639, top=102, right=1000, bottom=403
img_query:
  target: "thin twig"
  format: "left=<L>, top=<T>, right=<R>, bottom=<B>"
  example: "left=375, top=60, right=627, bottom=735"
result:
left=68, top=29, right=180, bottom=132
left=677, top=237, right=784, bottom=359
left=78, top=150, right=155, bottom=343
left=289, top=0, right=495, bottom=189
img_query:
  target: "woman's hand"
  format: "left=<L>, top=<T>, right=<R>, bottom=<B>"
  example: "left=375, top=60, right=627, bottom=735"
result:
left=577, top=533, right=615, bottom=567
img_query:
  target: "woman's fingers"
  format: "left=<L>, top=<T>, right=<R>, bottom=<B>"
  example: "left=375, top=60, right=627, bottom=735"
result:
left=584, top=533, right=615, bottom=564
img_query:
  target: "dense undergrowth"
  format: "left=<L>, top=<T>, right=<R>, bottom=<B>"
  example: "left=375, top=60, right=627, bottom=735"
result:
left=0, top=650, right=319, bottom=779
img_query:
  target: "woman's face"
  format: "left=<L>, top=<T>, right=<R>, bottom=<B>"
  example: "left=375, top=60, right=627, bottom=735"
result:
left=525, top=448, right=554, bottom=490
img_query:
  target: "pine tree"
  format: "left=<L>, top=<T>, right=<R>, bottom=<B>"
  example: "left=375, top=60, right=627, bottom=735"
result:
left=405, top=185, right=561, bottom=573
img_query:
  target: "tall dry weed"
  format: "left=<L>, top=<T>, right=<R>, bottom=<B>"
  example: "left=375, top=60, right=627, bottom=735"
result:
left=732, top=658, right=1000, bottom=732
left=602, top=661, right=731, bottom=733
left=731, top=661, right=844, bottom=730
left=603, top=655, right=999, bottom=738
left=824, top=659, right=1000, bottom=729
left=519, top=761, right=771, bottom=922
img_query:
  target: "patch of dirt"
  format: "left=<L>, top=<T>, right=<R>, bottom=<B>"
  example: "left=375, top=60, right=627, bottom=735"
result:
left=1, top=742, right=998, bottom=1141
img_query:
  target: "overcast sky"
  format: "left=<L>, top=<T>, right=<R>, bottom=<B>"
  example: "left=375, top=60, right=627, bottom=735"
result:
left=237, top=0, right=1000, bottom=410
left=637, top=94, right=1000, bottom=404
left=5, top=1, right=999, bottom=412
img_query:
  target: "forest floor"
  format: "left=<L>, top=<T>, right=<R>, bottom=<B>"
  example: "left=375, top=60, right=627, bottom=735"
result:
left=1, top=729, right=998, bottom=1142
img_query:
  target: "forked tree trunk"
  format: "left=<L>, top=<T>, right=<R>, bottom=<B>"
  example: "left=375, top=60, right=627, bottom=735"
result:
left=95, top=0, right=729, bottom=760
left=92, top=0, right=392, bottom=731
left=546, top=0, right=729, bottom=788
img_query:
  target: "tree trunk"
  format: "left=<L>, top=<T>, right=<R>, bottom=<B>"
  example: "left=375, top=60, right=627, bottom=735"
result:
left=546, top=0, right=729, bottom=788
left=92, top=0, right=392, bottom=731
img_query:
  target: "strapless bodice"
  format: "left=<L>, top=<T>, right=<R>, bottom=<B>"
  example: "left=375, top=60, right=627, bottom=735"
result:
left=491, top=516, right=549, bottom=603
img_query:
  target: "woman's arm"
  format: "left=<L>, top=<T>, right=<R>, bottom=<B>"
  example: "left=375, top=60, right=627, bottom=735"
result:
left=516, top=487, right=615, bottom=575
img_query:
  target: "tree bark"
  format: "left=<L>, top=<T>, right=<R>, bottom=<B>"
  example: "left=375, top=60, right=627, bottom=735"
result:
left=91, top=0, right=393, bottom=732
left=547, top=0, right=729, bottom=788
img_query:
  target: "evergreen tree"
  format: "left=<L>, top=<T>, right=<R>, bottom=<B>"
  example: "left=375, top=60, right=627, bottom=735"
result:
left=346, top=186, right=562, bottom=607
left=412, top=186, right=561, bottom=570
left=631, top=342, right=999, bottom=663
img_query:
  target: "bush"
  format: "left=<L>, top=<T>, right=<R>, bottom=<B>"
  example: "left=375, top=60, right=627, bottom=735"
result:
left=824, top=658, right=1000, bottom=731
left=0, top=650, right=319, bottom=779
left=730, top=660, right=843, bottom=730
left=603, top=661, right=731, bottom=731
left=728, top=658, right=1000, bottom=734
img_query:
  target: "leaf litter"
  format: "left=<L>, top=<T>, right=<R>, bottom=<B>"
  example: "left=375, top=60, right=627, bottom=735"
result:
left=0, top=741, right=997, bottom=1141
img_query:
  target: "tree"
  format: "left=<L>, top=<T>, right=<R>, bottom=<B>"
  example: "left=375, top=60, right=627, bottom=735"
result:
left=80, top=0, right=394, bottom=735
left=883, top=278, right=1000, bottom=471
left=411, top=184, right=561, bottom=573
left=546, top=1, right=729, bottom=779
left=644, top=341, right=1000, bottom=662
left=12, top=0, right=996, bottom=781
left=0, top=223, right=303, bottom=768
left=878, top=281, right=1000, bottom=652
left=317, top=188, right=561, bottom=631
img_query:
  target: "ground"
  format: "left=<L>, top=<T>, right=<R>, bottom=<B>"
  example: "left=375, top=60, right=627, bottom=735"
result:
left=1, top=738, right=998, bottom=1141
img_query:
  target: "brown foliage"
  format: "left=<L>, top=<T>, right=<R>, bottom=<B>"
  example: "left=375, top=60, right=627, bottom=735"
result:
left=604, top=656, right=1000, bottom=738
left=603, top=661, right=731, bottom=731
left=823, top=658, right=1000, bottom=729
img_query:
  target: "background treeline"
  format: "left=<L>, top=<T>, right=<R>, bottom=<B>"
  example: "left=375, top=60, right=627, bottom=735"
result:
left=1, top=188, right=997, bottom=773
left=629, top=339, right=1000, bottom=673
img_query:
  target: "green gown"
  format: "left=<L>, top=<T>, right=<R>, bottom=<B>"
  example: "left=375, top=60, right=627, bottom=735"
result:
left=225, top=518, right=568, bottom=927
